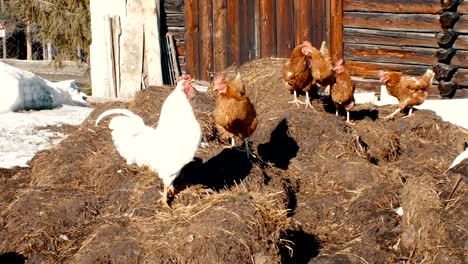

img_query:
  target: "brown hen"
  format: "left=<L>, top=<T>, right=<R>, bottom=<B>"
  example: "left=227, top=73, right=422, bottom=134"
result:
left=213, top=73, right=258, bottom=158
left=379, top=69, right=435, bottom=119
left=282, top=40, right=314, bottom=109
left=331, top=59, right=355, bottom=123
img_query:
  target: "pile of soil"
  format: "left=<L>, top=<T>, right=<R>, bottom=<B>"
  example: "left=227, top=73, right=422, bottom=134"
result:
left=1, top=58, right=466, bottom=263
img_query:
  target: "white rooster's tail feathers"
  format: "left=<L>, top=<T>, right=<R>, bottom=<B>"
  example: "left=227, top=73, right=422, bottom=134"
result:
left=95, top=108, right=144, bottom=126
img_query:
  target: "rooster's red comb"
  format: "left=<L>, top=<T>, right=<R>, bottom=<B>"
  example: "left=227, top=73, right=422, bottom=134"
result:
left=177, top=74, right=192, bottom=82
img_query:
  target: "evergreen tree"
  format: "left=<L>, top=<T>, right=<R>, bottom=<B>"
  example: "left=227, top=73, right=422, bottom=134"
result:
left=3, top=0, right=90, bottom=61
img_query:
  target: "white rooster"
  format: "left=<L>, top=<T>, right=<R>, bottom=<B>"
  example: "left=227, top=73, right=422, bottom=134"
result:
left=0, top=61, right=89, bottom=113
left=95, top=74, right=202, bottom=208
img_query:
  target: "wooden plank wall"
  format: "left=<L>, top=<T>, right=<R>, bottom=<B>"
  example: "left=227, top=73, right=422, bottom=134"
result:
left=181, top=0, right=328, bottom=81
left=343, top=0, right=468, bottom=97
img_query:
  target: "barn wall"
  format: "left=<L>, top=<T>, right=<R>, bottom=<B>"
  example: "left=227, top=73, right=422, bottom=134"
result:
left=181, top=0, right=329, bottom=81
left=342, top=0, right=468, bottom=97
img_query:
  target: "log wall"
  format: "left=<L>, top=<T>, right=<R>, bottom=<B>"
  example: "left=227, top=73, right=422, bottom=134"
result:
left=343, top=0, right=468, bottom=97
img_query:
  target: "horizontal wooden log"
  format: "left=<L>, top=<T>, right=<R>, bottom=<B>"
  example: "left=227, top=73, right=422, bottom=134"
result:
left=344, top=28, right=468, bottom=50
left=345, top=60, right=468, bottom=87
left=344, top=0, right=442, bottom=14
left=453, top=68, right=468, bottom=87
left=344, top=43, right=468, bottom=67
left=352, top=78, right=380, bottom=93
left=460, top=2, right=467, bottom=14
left=344, top=12, right=468, bottom=34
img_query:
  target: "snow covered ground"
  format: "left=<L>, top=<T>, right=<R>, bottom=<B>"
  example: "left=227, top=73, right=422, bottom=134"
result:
left=0, top=105, right=93, bottom=168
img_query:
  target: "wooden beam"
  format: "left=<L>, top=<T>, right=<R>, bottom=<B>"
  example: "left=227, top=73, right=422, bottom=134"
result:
left=143, top=0, right=163, bottom=86
left=343, top=0, right=442, bottom=14
left=344, top=28, right=438, bottom=48
left=240, top=0, right=256, bottom=63
left=227, top=0, right=241, bottom=66
left=120, top=0, right=144, bottom=98
left=312, top=0, right=326, bottom=47
left=184, top=0, right=199, bottom=78
left=213, top=0, right=226, bottom=73
left=344, top=12, right=468, bottom=34
left=293, top=0, right=312, bottom=45
left=344, top=43, right=468, bottom=67
left=199, top=0, right=213, bottom=80
left=111, top=16, right=121, bottom=97
left=259, top=0, right=276, bottom=57
left=459, top=2, right=467, bottom=14
left=276, top=0, right=294, bottom=58
left=345, top=28, right=468, bottom=50
left=330, top=0, right=343, bottom=61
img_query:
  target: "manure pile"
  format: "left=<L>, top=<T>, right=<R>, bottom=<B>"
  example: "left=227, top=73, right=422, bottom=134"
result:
left=0, top=58, right=466, bottom=263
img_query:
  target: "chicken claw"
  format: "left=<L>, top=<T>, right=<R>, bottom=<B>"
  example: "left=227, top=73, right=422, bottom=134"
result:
left=288, top=90, right=305, bottom=107
left=304, top=91, right=316, bottom=111
left=160, top=185, right=175, bottom=209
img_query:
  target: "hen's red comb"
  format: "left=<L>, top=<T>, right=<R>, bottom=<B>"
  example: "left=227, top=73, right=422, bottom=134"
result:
left=214, top=75, right=225, bottom=84
left=302, top=40, right=312, bottom=48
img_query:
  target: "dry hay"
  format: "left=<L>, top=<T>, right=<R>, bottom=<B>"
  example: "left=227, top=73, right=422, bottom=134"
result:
left=0, top=58, right=467, bottom=263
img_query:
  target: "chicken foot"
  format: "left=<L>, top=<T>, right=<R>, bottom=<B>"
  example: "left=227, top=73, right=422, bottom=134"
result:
left=288, top=90, right=305, bottom=107
left=304, top=91, right=316, bottom=111
left=160, top=184, right=175, bottom=209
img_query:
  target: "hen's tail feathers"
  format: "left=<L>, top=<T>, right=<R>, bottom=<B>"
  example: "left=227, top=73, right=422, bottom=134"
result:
left=95, top=108, right=144, bottom=126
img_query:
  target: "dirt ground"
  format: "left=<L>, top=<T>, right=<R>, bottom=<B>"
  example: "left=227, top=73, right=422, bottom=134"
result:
left=0, top=58, right=467, bottom=264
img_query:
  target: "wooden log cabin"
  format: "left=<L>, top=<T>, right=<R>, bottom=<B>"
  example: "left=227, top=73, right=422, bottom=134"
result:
left=162, top=0, right=467, bottom=98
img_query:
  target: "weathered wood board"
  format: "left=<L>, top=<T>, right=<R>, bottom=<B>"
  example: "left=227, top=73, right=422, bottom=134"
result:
left=119, top=0, right=144, bottom=98
left=344, top=28, right=468, bottom=50
left=344, top=43, right=467, bottom=67
left=199, top=0, right=213, bottom=80
left=344, top=0, right=443, bottom=14
left=143, top=0, right=164, bottom=86
left=344, top=12, right=468, bottom=34
left=213, top=0, right=226, bottom=74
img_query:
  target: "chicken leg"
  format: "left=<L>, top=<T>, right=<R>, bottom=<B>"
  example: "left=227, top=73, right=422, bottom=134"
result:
left=383, top=107, right=402, bottom=120
left=304, top=91, right=315, bottom=111
left=244, top=138, right=256, bottom=159
left=346, top=111, right=352, bottom=124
